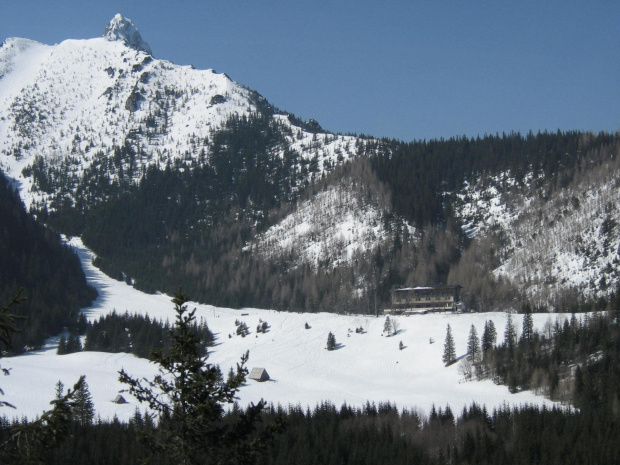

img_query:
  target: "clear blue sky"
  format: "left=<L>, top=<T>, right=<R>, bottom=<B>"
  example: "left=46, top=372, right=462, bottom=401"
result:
left=2, top=1, right=619, bottom=142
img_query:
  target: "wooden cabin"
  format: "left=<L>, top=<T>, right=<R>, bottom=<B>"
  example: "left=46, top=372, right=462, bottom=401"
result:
left=248, top=367, right=270, bottom=382
left=113, top=394, right=128, bottom=404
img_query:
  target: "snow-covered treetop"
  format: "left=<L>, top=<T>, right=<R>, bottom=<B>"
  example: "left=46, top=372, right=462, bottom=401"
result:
left=103, top=14, right=152, bottom=55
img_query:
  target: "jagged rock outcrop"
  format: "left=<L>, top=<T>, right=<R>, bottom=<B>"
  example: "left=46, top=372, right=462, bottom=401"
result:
left=103, top=14, right=153, bottom=55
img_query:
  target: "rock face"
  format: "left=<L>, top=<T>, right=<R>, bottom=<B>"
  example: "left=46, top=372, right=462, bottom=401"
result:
left=103, top=14, right=153, bottom=55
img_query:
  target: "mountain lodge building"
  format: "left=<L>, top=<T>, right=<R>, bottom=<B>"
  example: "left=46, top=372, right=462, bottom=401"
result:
left=384, top=285, right=465, bottom=315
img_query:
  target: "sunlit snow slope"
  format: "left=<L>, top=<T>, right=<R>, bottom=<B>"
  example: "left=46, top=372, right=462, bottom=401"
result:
left=2, top=238, right=559, bottom=422
left=0, top=20, right=362, bottom=211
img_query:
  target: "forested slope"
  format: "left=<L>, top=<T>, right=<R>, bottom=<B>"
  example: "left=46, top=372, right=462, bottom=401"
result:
left=3, top=27, right=619, bottom=313
left=452, top=132, right=620, bottom=308
left=0, top=172, right=96, bottom=352
left=36, top=128, right=620, bottom=313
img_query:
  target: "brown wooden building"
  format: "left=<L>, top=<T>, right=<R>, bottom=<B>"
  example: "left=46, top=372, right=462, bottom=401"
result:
left=384, top=285, right=465, bottom=315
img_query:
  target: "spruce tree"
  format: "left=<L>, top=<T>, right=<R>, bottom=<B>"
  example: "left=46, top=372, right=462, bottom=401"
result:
left=481, top=320, right=497, bottom=354
left=521, top=310, right=534, bottom=344
left=73, top=377, right=95, bottom=426
left=66, top=333, right=82, bottom=354
left=505, top=313, right=517, bottom=350
left=57, top=335, right=68, bottom=355
left=236, top=321, right=249, bottom=337
left=442, top=324, right=456, bottom=365
left=119, top=289, right=280, bottom=464
left=383, top=316, right=393, bottom=336
left=466, top=325, right=480, bottom=362
left=54, top=380, right=64, bottom=400
left=326, top=332, right=337, bottom=351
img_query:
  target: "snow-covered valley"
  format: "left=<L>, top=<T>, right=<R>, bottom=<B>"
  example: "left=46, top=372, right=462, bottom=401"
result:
left=2, top=238, right=558, bottom=422
left=1, top=14, right=614, bottom=426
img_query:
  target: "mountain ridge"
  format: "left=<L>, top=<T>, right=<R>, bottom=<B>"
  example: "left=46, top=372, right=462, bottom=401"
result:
left=0, top=18, right=364, bottom=213
left=1, top=16, right=620, bottom=313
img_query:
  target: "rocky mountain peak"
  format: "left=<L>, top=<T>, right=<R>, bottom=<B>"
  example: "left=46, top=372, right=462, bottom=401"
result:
left=103, top=14, right=152, bottom=55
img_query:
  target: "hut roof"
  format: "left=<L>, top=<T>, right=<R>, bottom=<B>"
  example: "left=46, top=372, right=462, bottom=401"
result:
left=248, top=367, right=270, bottom=382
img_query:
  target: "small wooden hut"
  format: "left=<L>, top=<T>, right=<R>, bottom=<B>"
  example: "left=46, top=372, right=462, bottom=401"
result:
left=113, top=394, right=128, bottom=404
left=248, top=367, right=270, bottom=382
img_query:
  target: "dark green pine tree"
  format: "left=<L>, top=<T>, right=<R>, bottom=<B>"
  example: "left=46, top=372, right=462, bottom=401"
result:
left=119, top=289, right=281, bottom=465
left=326, top=332, right=337, bottom=351
left=466, top=325, right=480, bottom=362
left=57, top=335, right=68, bottom=355
left=481, top=320, right=497, bottom=354
left=504, top=313, right=517, bottom=351
left=442, top=324, right=456, bottom=365
left=73, top=377, right=95, bottom=426
left=65, top=333, right=82, bottom=354
left=521, top=310, right=534, bottom=344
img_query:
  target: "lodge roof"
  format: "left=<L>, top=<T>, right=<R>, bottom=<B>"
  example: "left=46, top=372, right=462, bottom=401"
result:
left=393, top=285, right=461, bottom=291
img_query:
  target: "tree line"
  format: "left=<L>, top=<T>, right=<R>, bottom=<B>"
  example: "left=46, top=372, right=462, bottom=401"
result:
left=443, top=289, right=620, bottom=413
left=57, top=310, right=214, bottom=360
left=2, top=398, right=618, bottom=464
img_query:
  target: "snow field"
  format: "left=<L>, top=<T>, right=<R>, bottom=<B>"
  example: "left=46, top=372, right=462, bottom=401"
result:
left=2, top=238, right=559, bottom=422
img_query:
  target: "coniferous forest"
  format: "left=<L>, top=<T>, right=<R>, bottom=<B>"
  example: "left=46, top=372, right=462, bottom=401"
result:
left=34, top=118, right=620, bottom=313
left=81, top=311, right=214, bottom=358
left=2, top=13, right=620, bottom=463
left=0, top=172, right=96, bottom=353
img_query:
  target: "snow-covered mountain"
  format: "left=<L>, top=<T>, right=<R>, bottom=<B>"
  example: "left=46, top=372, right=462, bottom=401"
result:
left=455, top=142, right=620, bottom=308
left=0, top=15, right=407, bottom=313
left=247, top=161, right=413, bottom=272
left=3, top=14, right=620, bottom=431
left=2, top=15, right=620, bottom=312
left=0, top=14, right=362, bottom=211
